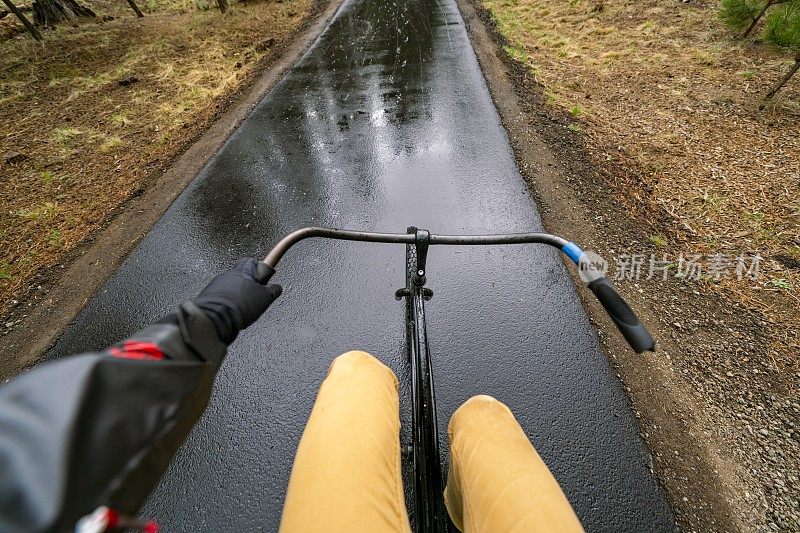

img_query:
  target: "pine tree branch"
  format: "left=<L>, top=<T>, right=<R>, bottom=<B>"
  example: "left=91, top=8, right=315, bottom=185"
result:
left=1, top=0, right=41, bottom=40
left=743, top=0, right=787, bottom=38
left=763, top=50, right=800, bottom=101
left=125, top=0, right=143, bottom=17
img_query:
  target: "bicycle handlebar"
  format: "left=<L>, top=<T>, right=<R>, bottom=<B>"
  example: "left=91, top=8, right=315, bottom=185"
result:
left=261, top=227, right=570, bottom=267
left=259, top=227, right=655, bottom=353
left=585, top=277, right=655, bottom=352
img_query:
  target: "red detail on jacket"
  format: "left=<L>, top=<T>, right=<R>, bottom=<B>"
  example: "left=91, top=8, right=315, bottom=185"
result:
left=109, top=341, right=165, bottom=361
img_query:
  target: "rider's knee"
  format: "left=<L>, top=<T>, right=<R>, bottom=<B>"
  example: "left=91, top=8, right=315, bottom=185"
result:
left=328, top=350, right=397, bottom=385
left=460, top=394, right=508, bottom=411
left=450, top=395, right=514, bottom=431
left=331, top=350, right=378, bottom=367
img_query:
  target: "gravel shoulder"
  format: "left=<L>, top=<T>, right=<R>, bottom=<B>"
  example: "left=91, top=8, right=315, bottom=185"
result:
left=457, top=0, right=798, bottom=531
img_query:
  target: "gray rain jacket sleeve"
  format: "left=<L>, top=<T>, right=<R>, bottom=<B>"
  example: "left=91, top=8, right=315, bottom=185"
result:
left=0, top=301, right=227, bottom=533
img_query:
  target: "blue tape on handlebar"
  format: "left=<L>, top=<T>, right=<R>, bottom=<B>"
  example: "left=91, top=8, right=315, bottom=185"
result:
left=561, top=242, right=583, bottom=264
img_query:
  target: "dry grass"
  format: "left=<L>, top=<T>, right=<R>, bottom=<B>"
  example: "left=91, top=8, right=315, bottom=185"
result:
left=483, top=0, right=799, bottom=364
left=0, top=0, right=311, bottom=312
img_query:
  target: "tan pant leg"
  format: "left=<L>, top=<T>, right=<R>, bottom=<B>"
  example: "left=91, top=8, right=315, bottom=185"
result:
left=444, top=395, right=584, bottom=533
left=280, top=351, right=411, bottom=533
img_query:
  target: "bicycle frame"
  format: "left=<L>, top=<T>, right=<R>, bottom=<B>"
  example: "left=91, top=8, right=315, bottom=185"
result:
left=262, top=226, right=654, bottom=532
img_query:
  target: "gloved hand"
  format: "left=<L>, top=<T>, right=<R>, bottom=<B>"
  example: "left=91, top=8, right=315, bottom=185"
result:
left=193, top=258, right=282, bottom=345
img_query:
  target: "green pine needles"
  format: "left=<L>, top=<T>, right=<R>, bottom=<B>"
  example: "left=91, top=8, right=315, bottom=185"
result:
left=719, top=0, right=764, bottom=32
left=764, top=1, right=800, bottom=48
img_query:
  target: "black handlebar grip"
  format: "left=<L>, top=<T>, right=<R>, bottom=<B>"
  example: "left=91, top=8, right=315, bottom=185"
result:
left=587, top=277, right=655, bottom=353
left=254, top=262, right=276, bottom=284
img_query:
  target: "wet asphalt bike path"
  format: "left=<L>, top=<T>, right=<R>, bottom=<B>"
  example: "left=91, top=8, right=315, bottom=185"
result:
left=47, top=0, right=674, bottom=529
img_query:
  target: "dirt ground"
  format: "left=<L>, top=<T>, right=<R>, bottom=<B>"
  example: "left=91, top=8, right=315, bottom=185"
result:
left=459, top=0, right=798, bottom=531
left=0, top=0, right=313, bottom=319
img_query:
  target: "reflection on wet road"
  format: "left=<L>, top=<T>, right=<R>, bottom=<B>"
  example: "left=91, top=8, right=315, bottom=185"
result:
left=47, top=0, right=674, bottom=529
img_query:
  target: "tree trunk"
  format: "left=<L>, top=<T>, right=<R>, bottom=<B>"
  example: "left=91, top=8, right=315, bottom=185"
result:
left=764, top=52, right=800, bottom=102
left=1, top=0, right=41, bottom=39
left=125, top=0, right=143, bottom=17
left=743, top=0, right=783, bottom=38
left=32, top=0, right=94, bottom=26
left=217, top=0, right=227, bottom=13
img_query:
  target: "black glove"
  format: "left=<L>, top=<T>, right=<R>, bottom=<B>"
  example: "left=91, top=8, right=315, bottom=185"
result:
left=193, top=258, right=282, bottom=345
